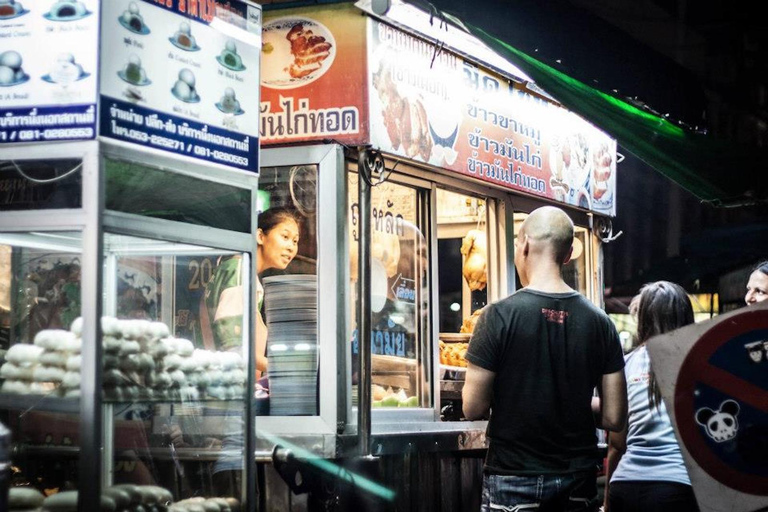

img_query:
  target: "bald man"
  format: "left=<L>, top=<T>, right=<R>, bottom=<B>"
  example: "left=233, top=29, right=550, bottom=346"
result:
left=463, top=206, right=627, bottom=512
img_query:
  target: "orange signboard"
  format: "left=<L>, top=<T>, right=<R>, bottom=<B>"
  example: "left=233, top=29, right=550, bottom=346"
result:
left=260, top=6, right=617, bottom=215
left=260, top=4, right=369, bottom=145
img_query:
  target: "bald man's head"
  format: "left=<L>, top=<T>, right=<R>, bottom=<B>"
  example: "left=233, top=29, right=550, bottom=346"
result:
left=520, top=206, right=574, bottom=264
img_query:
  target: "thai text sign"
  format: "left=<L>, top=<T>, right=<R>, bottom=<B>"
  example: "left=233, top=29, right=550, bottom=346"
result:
left=260, top=4, right=368, bottom=145
left=99, top=0, right=261, bottom=171
left=368, top=19, right=617, bottom=215
left=0, top=0, right=99, bottom=143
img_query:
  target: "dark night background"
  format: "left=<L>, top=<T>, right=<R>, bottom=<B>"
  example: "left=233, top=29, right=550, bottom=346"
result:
left=564, top=0, right=768, bottom=308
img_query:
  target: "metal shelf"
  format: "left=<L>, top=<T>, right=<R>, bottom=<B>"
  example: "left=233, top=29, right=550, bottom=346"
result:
left=0, top=394, right=80, bottom=414
left=0, top=393, right=245, bottom=414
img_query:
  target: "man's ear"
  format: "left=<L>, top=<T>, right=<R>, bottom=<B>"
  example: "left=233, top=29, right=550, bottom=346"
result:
left=256, top=228, right=265, bottom=246
left=562, top=245, right=574, bottom=265
left=521, top=235, right=530, bottom=256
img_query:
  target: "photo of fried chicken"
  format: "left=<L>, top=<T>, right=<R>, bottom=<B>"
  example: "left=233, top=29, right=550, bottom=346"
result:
left=285, top=22, right=333, bottom=79
left=372, top=62, right=433, bottom=161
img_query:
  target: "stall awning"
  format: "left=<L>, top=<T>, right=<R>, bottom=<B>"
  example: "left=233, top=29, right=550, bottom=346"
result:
left=402, top=0, right=768, bottom=206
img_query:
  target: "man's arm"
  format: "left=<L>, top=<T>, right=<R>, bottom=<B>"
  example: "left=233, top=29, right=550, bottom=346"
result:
left=462, top=362, right=495, bottom=420
left=603, top=426, right=627, bottom=512
left=597, top=369, right=627, bottom=432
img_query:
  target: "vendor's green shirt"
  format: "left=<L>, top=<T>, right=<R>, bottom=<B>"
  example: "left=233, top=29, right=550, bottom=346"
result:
left=204, top=256, right=244, bottom=352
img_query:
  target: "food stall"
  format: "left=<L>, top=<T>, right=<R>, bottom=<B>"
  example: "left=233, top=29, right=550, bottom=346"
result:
left=0, top=0, right=619, bottom=509
left=254, top=1, right=618, bottom=509
left=1, top=0, right=263, bottom=510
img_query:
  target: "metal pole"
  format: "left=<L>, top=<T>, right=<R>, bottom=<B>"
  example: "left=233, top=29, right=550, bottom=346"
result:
left=0, top=420, right=10, bottom=512
left=245, top=184, right=259, bottom=511
left=80, top=144, right=104, bottom=511
left=356, top=149, right=372, bottom=457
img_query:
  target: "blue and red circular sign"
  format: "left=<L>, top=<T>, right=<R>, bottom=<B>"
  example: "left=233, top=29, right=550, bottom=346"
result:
left=676, top=308, right=768, bottom=495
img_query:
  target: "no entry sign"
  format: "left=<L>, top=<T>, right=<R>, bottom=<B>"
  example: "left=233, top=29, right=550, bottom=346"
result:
left=675, top=310, right=768, bottom=495
left=648, top=302, right=768, bottom=512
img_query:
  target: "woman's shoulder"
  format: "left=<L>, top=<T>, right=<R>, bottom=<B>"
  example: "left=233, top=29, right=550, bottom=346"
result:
left=624, top=344, right=648, bottom=365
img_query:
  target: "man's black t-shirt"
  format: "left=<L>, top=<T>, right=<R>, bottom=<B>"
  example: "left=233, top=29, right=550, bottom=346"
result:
left=465, top=289, right=625, bottom=475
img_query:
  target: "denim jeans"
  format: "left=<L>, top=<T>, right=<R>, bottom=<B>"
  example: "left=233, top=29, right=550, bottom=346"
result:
left=481, top=471, right=598, bottom=512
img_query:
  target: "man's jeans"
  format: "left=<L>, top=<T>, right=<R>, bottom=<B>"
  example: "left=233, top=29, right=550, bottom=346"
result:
left=481, top=471, right=599, bottom=512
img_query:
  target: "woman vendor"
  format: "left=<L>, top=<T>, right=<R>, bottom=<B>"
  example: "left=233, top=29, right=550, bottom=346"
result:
left=200, top=207, right=301, bottom=377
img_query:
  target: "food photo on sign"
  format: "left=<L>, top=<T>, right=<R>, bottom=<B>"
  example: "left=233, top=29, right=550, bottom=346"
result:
left=261, top=16, right=335, bottom=89
left=366, top=18, right=618, bottom=214
left=367, top=20, right=463, bottom=166
left=259, top=3, right=367, bottom=145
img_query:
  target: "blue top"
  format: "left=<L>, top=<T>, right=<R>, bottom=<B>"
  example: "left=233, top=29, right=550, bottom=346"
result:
left=610, top=346, right=691, bottom=485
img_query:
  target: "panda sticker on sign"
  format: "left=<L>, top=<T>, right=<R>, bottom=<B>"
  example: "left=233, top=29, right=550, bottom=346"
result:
left=695, top=399, right=740, bottom=443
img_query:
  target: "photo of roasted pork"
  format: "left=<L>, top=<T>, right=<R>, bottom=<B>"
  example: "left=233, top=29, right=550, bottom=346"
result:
left=285, top=22, right=333, bottom=79
left=373, top=62, right=434, bottom=162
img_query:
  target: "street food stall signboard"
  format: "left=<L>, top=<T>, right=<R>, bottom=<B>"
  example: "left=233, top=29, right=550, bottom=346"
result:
left=99, top=0, right=261, bottom=172
left=0, top=0, right=99, bottom=144
left=367, top=19, right=618, bottom=216
left=647, top=301, right=768, bottom=512
left=260, top=4, right=369, bottom=146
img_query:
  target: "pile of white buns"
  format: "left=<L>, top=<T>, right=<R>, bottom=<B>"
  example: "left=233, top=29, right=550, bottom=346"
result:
left=0, top=316, right=246, bottom=400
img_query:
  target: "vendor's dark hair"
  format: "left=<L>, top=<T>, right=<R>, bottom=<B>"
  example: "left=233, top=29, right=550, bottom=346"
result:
left=753, top=260, right=768, bottom=276
left=258, top=207, right=300, bottom=234
left=636, top=281, right=694, bottom=410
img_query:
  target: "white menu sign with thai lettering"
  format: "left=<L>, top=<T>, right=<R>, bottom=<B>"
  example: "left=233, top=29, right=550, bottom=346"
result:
left=0, top=0, right=98, bottom=143
left=99, top=0, right=261, bottom=171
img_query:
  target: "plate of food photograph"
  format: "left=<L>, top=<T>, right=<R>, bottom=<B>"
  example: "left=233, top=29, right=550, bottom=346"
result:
left=261, top=16, right=336, bottom=89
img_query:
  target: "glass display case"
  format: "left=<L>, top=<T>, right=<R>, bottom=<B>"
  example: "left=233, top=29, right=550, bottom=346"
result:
left=0, top=141, right=257, bottom=511
left=254, top=144, right=345, bottom=454
left=349, top=175, right=431, bottom=412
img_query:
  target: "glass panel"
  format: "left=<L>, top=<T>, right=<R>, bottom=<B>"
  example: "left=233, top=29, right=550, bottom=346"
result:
left=436, top=190, right=488, bottom=421
left=0, top=231, right=250, bottom=508
left=436, top=189, right=488, bottom=338
left=255, top=165, right=318, bottom=416
left=349, top=173, right=432, bottom=410
left=0, top=231, right=83, bottom=496
left=0, top=159, right=82, bottom=211
left=104, top=234, right=248, bottom=506
left=105, top=158, right=252, bottom=233
left=564, top=227, right=589, bottom=296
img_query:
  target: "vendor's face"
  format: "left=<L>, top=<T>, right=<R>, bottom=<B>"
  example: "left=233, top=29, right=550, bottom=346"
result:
left=258, top=218, right=299, bottom=271
left=745, top=270, right=768, bottom=306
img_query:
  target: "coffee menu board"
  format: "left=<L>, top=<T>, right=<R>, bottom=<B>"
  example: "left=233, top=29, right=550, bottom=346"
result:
left=0, top=0, right=99, bottom=144
left=367, top=18, right=617, bottom=216
left=99, top=0, right=261, bottom=172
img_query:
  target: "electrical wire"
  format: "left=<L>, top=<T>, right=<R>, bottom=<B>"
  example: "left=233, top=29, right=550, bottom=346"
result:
left=8, top=159, right=83, bottom=184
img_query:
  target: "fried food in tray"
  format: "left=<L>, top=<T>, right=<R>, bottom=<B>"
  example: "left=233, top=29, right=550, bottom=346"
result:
left=459, top=307, right=485, bottom=334
left=438, top=339, right=468, bottom=368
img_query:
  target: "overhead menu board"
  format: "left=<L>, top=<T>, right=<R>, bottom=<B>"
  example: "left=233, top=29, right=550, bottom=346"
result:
left=99, top=0, right=261, bottom=172
left=0, top=0, right=99, bottom=144
left=367, top=18, right=618, bottom=216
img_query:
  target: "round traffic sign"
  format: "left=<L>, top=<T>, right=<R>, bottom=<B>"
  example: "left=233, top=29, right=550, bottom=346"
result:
left=676, top=308, right=768, bottom=495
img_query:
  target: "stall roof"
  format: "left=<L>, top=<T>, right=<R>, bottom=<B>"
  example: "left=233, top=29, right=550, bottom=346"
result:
left=396, top=0, right=768, bottom=206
